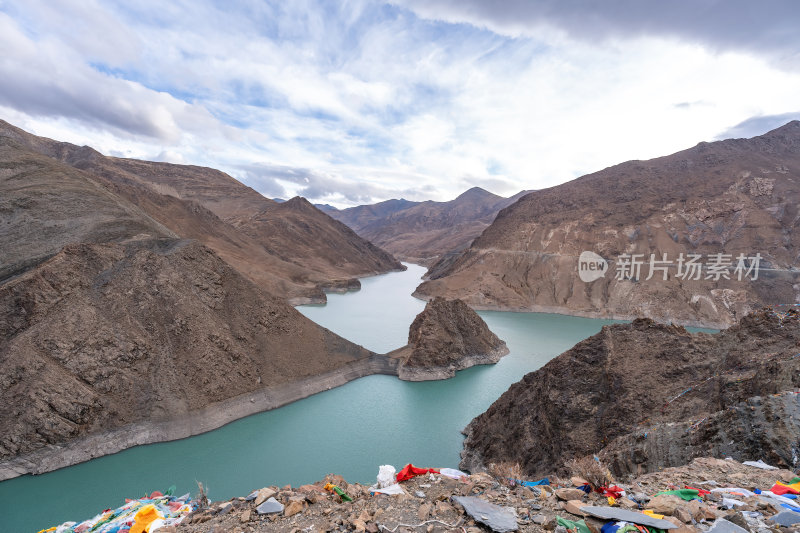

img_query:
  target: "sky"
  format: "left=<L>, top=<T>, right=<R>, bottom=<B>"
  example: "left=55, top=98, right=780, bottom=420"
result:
left=1, top=1, right=799, bottom=207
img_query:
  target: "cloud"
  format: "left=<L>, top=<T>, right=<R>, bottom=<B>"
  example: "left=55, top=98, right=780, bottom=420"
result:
left=153, top=149, right=185, bottom=164
left=0, top=12, right=223, bottom=143
left=714, top=112, right=800, bottom=139
left=236, top=162, right=438, bottom=205
left=394, top=0, right=800, bottom=68
left=3, top=1, right=800, bottom=208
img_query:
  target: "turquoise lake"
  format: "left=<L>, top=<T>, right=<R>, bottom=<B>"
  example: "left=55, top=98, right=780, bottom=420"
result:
left=2, top=263, right=626, bottom=532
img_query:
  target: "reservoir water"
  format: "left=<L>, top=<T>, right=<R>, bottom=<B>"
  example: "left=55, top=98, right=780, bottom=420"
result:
left=2, top=263, right=623, bottom=532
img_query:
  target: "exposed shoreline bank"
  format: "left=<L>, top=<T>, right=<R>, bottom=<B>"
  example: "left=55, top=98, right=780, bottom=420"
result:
left=0, top=355, right=400, bottom=482
left=411, top=290, right=727, bottom=330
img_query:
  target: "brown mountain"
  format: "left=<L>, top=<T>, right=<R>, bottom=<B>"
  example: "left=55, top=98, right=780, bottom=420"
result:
left=417, top=122, right=800, bottom=328
left=0, top=133, right=402, bottom=478
left=0, top=132, right=176, bottom=282
left=0, top=120, right=403, bottom=302
left=0, top=238, right=387, bottom=479
left=330, top=188, right=530, bottom=265
left=460, top=310, right=800, bottom=478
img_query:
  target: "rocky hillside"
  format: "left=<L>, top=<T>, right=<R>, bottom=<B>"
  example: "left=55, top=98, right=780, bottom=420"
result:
left=0, top=238, right=380, bottom=478
left=0, top=119, right=403, bottom=302
left=0, top=122, right=405, bottom=478
left=330, top=187, right=530, bottom=265
left=394, top=297, right=509, bottom=381
left=0, top=134, right=176, bottom=282
left=460, top=309, right=800, bottom=478
left=417, top=122, right=800, bottom=327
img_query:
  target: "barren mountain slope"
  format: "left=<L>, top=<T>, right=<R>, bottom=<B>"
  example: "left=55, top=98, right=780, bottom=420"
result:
left=227, top=196, right=403, bottom=282
left=395, top=297, right=509, bottom=381
left=460, top=310, right=800, bottom=478
left=331, top=188, right=530, bottom=265
left=0, top=239, right=375, bottom=469
left=0, top=120, right=403, bottom=301
left=0, top=137, right=175, bottom=282
left=417, top=122, right=800, bottom=327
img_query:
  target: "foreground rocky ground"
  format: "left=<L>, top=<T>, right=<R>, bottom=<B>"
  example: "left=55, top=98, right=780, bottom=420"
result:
left=154, top=457, right=799, bottom=533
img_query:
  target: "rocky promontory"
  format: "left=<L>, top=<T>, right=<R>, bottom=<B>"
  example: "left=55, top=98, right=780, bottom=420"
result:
left=395, top=297, right=509, bottom=381
left=460, top=309, right=800, bottom=478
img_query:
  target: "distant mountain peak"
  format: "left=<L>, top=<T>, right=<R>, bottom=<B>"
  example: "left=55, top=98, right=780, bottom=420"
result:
left=454, top=186, right=499, bottom=202
left=282, top=196, right=315, bottom=210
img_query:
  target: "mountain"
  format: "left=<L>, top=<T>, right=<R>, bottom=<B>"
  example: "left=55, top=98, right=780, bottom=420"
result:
left=416, top=122, right=800, bottom=328
left=0, top=120, right=403, bottom=302
left=0, top=238, right=381, bottom=478
left=330, top=188, right=530, bottom=265
left=0, top=131, right=176, bottom=282
left=0, top=130, right=401, bottom=478
left=460, top=310, right=800, bottom=477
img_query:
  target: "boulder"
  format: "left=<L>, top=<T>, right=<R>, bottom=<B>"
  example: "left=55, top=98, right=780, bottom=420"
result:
left=648, top=494, right=685, bottom=516
left=284, top=500, right=304, bottom=517
left=256, top=497, right=283, bottom=515
left=556, top=488, right=588, bottom=501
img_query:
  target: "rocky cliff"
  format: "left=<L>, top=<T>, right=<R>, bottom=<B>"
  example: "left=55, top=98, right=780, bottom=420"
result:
left=460, top=309, right=800, bottom=478
left=417, top=122, right=800, bottom=328
left=395, top=297, right=509, bottom=381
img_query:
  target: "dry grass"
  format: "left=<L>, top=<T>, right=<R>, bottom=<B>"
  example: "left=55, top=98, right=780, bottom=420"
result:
left=195, top=481, right=210, bottom=510
left=565, top=456, right=614, bottom=488
left=487, top=462, right=523, bottom=487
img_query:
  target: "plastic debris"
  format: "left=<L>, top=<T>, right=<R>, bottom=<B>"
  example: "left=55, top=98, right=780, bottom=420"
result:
left=37, top=488, right=195, bottom=533
left=439, top=467, right=469, bottom=479
left=369, top=483, right=406, bottom=495
left=742, top=459, right=778, bottom=470
left=557, top=516, right=591, bottom=533
left=771, top=480, right=800, bottom=495
left=654, top=488, right=700, bottom=501
left=516, top=477, right=550, bottom=487
left=711, top=487, right=755, bottom=497
left=396, top=464, right=439, bottom=482
left=452, top=495, right=518, bottom=532
left=377, top=465, right=397, bottom=488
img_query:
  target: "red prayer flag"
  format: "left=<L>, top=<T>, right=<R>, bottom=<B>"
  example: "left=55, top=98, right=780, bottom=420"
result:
left=396, top=464, right=440, bottom=482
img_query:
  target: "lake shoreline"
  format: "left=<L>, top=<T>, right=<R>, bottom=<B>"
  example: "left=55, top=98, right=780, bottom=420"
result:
left=411, top=291, right=729, bottom=330
left=0, top=354, right=400, bottom=482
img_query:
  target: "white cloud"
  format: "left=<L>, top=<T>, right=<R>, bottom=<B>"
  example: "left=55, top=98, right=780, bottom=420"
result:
left=1, top=1, right=800, bottom=207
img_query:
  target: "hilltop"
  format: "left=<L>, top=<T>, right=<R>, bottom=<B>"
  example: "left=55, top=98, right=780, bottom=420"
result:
left=417, top=121, right=800, bottom=328
left=329, top=187, right=531, bottom=266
